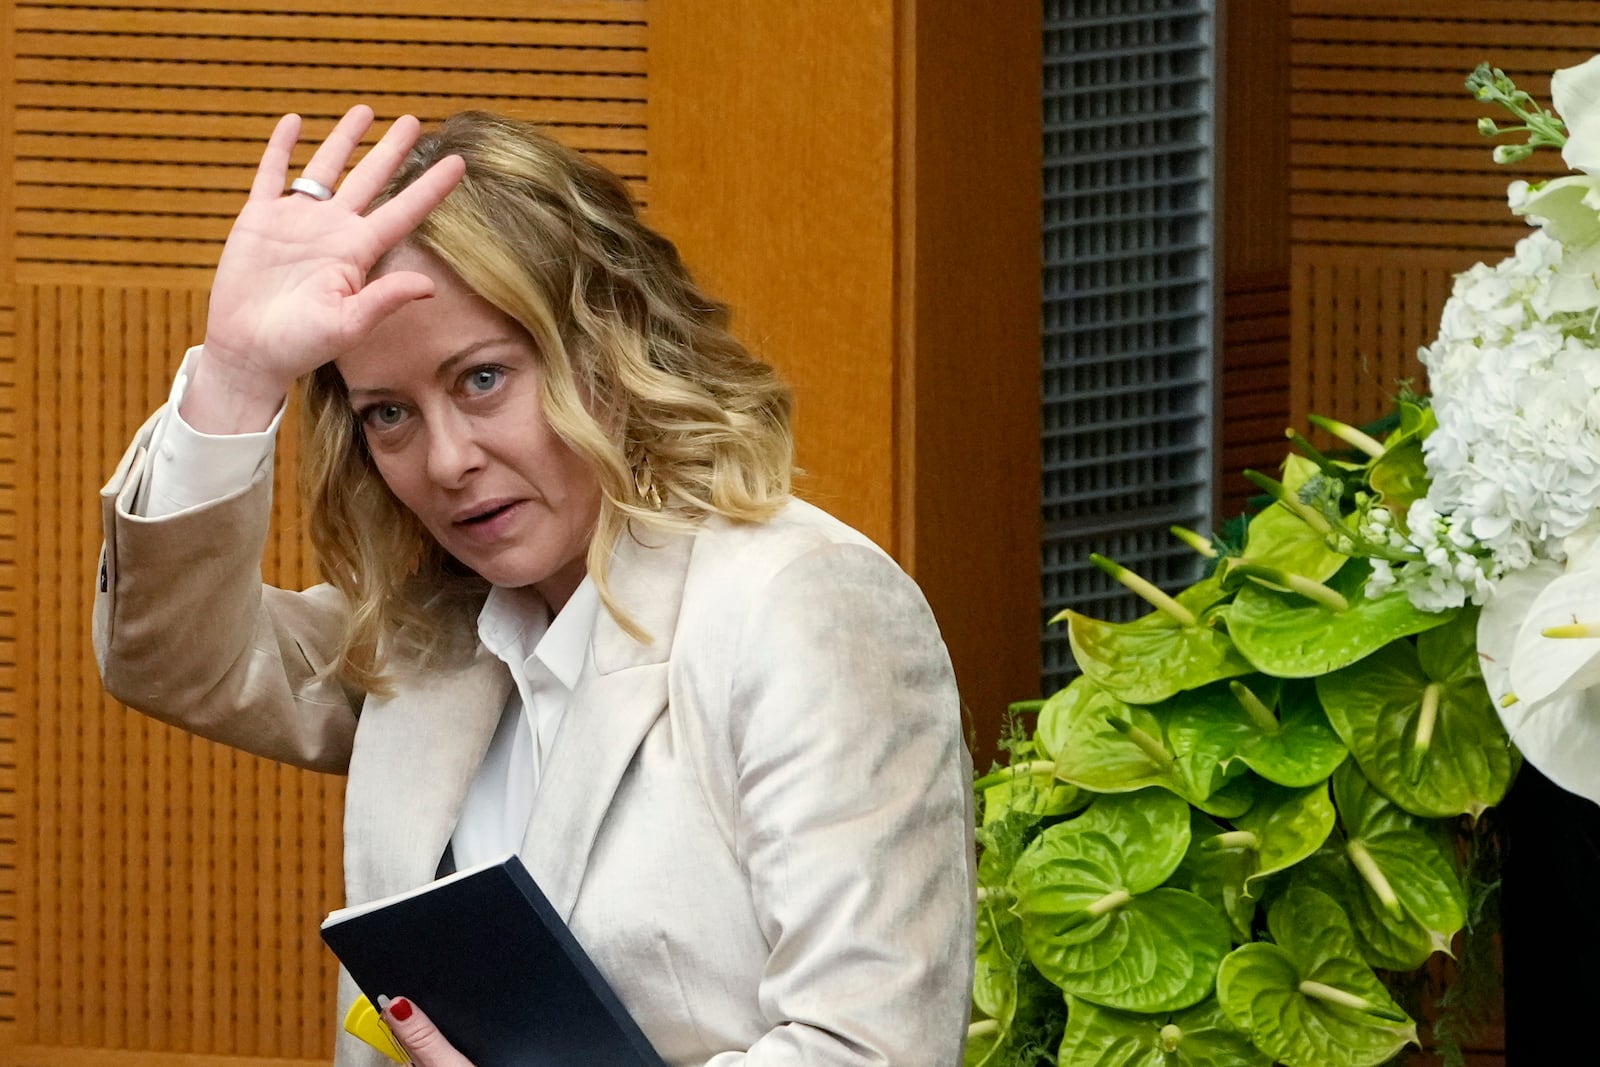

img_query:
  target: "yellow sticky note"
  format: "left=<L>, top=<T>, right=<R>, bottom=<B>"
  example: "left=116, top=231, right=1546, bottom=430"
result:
left=343, top=994, right=408, bottom=1064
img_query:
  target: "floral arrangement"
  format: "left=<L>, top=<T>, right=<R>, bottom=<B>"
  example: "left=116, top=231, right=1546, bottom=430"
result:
left=966, top=57, right=1600, bottom=1067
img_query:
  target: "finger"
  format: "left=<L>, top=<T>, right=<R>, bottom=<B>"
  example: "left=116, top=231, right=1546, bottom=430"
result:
left=335, top=113, right=424, bottom=208
left=298, top=104, right=376, bottom=191
left=247, top=114, right=302, bottom=203
left=344, top=271, right=439, bottom=339
left=364, top=153, right=467, bottom=250
left=379, top=996, right=475, bottom=1067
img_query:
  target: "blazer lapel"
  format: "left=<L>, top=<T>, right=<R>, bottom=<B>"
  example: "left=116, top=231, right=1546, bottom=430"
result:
left=520, top=526, right=695, bottom=920
left=344, top=650, right=513, bottom=905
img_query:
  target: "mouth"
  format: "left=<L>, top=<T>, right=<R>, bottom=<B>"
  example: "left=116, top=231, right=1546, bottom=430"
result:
left=455, top=500, right=520, bottom=526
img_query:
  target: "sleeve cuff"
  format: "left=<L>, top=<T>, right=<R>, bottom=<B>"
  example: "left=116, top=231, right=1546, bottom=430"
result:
left=141, top=345, right=285, bottom=518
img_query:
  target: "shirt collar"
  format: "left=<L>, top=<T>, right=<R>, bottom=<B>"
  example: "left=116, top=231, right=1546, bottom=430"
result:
left=476, top=576, right=598, bottom=692
left=536, top=577, right=599, bottom=690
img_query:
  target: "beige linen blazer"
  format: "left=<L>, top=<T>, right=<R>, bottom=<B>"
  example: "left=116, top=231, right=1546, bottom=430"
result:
left=93, top=412, right=976, bottom=1066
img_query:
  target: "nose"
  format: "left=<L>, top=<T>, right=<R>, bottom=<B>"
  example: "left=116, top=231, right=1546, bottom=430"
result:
left=425, top=410, right=485, bottom=488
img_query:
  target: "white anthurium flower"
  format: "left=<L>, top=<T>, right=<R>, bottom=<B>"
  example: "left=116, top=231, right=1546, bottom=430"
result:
left=1507, top=533, right=1600, bottom=706
left=1479, top=559, right=1561, bottom=703
left=1479, top=560, right=1600, bottom=805
left=1553, top=54, right=1600, bottom=174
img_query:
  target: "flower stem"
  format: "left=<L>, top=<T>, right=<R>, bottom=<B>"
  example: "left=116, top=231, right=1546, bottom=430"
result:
left=1057, top=888, right=1134, bottom=932
left=1090, top=553, right=1196, bottom=626
left=1242, top=470, right=1335, bottom=536
left=972, top=759, right=1056, bottom=792
left=1406, top=683, right=1441, bottom=783
left=1170, top=525, right=1218, bottom=558
left=1307, top=413, right=1386, bottom=458
left=1230, top=680, right=1281, bottom=735
left=1347, top=839, right=1406, bottom=920
left=977, top=885, right=1016, bottom=907
left=1298, top=980, right=1409, bottom=1022
left=1201, top=830, right=1261, bottom=852
left=1105, top=715, right=1177, bottom=772
left=1228, top=563, right=1351, bottom=612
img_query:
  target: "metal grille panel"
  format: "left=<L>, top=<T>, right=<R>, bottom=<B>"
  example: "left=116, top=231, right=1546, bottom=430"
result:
left=1041, top=0, right=1217, bottom=694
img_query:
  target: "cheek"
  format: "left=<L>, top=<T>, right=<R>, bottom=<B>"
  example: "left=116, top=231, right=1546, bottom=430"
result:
left=368, top=450, right=430, bottom=515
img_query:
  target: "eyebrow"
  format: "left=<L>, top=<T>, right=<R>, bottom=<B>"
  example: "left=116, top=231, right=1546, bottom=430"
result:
left=344, top=337, right=527, bottom=402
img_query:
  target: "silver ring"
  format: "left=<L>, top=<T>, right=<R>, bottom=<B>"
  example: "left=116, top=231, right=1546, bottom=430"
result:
left=288, top=176, right=334, bottom=201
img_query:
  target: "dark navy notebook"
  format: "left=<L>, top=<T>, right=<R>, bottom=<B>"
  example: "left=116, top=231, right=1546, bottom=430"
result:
left=321, top=853, right=666, bottom=1067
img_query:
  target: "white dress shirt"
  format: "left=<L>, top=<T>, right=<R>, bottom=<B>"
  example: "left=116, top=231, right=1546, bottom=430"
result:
left=140, top=346, right=585, bottom=868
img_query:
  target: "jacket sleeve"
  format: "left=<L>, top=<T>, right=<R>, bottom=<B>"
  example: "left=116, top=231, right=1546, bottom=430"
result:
left=704, top=541, right=976, bottom=1066
left=92, top=409, right=361, bottom=773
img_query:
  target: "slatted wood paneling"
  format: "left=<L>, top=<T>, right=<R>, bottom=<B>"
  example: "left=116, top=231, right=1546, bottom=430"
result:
left=1220, top=284, right=1291, bottom=520
left=10, top=0, right=647, bottom=289
left=1221, top=0, right=1291, bottom=522
left=9, top=2, right=647, bottom=1063
left=1289, top=0, right=1600, bottom=431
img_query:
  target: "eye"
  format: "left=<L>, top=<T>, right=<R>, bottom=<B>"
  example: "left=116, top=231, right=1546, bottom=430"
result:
left=462, top=365, right=506, bottom=396
left=359, top=401, right=408, bottom=430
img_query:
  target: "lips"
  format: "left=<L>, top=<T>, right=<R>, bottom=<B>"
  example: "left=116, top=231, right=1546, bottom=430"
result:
left=453, top=499, right=520, bottom=526
left=459, top=502, right=514, bottom=525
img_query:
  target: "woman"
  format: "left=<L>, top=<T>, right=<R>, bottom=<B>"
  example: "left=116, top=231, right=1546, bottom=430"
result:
left=93, top=107, right=975, bottom=1065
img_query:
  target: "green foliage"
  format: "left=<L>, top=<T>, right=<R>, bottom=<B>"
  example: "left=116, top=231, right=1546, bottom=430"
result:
left=968, top=407, right=1506, bottom=1065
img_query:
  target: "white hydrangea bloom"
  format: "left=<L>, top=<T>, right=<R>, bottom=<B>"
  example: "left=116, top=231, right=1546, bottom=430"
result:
left=1375, top=229, right=1600, bottom=609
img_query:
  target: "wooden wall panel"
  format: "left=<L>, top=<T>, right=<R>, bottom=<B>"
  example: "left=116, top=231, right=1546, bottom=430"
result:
left=1289, top=1, right=1600, bottom=430
left=2, top=0, right=20, bottom=1056
left=11, top=1, right=1042, bottom=1062
left=1220, top=284, right=1291, bottom=520
left=10, top=0, right=647, bottom=289
left=10, top=2, right=648, bottom=1063
left=648, top=1, right=1042, bottom=752
left=1221, top=0, right=1292, bottom=521
left=16, top=284, right=343, bottom=1060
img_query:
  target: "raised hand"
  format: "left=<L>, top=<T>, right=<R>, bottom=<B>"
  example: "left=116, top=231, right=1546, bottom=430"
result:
left=183, top=106, right=465, bottom=434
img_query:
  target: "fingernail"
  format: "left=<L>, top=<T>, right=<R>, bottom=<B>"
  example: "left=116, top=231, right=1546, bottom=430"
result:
left=377, top=994, right=392, bottom=1011
left=390, top=997, right=414, bottom=1022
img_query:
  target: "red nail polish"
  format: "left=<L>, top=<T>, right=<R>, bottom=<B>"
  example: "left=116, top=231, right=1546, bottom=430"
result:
left=390, top=997, right=414, bottom=1021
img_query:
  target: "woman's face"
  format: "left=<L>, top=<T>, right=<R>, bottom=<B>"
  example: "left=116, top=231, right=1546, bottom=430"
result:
left=335, top=246, right=602, bottom=611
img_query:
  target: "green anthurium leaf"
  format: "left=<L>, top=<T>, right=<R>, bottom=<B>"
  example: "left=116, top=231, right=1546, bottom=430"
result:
left=1011, top=791, right=1194, bottom=914
left=1330, top=762, right=1466, bottom=964
left=1064, top=576, right=1253, bottom=704
left=1165, top=677, right=1349, bottom=788
left=1232, top=779, right=1338, bottom=896
left=1237, top=461, right=1348, bottom=584
left=1216, top=887, right=1418, bottom=1067
left=1224, top=559, right=1454, bottom=677
left=1367, top=404, right=1436, bottom=514
left=1317, top=610, right=1514, bottom=818
left=1037, top=678, right=1253, bottom=817
left=1169, top=810, right=1258, bottom=943
left=1367, top=439, right=1429, bottom=514
left=1289, top=836, right=1436, bottom=972
left=1397, top=398, right=1434, bottom=437
left=1010, top=791, right=1230, bottom=1012
left=1056, top=995, right=1271, bottom=1067
left=1022, top=886, right=1231, bottom=1013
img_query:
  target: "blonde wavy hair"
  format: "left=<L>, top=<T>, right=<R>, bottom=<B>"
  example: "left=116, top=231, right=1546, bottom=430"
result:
left=300, top=111, right=795, bottom=692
